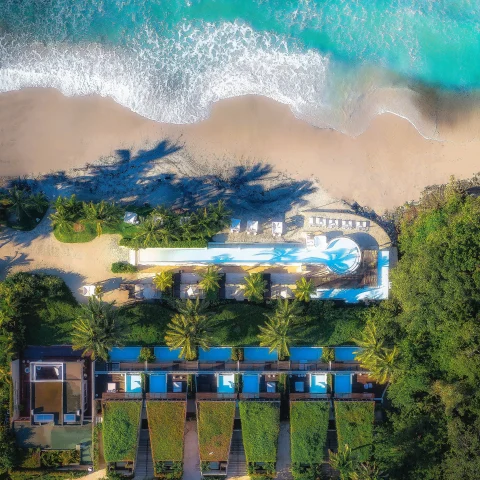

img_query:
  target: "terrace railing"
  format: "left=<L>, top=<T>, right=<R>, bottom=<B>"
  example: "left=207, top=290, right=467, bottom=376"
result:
left=289, top=393, right=330, bottom=401
left=196, top=393, right=238, bottom=401
left=239, top=393, right=281, bottom=400
left=334, top=393, right=375, bottom=401
left=146, top=393, right=187, bottom=401
left=102, top=392, right=143, bottom=401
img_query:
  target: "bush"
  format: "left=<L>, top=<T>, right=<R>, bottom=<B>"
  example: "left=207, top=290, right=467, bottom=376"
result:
left=239, top=401, right=280, bottom=464
left=103, top=401, right=142, bottom=462
left=290, top=402, right=329, bottom=467
left=19, top=448, right=41, bottom=469
left=154, top=461, right=183, bottom=480
left=197, top=401, right=235, bottom=462
left=231, top=347, right=244, bottom=361
left=111, top=262, right=138, bottom=274
left=119, top=238, right=209, bottom=249
left=334, top=401, right=375, bottom=462
left=321, top=346, right=334, bottom=363
left=93, top=423, right=102, bottom=470
left=40, top=450, right=79, bottom=467
left=138, top=347, right=156, bottom=363
left=146, top=402, right=186, bottom=463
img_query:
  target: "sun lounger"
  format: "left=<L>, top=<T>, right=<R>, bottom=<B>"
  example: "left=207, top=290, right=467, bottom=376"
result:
left=272, top=221, right=283, bottom=237
left=328, top=218, right=336, bottom=229
left=309, top=217, right=315, bottom=226
left=341, top=219, right=350, bottom=230
left=230, top=218, right=241, bottom=233
left=305, top=234, right=315, bottom=247
left=246, top=220, right=258, bottom=235
left=315, top=217, right=322, bottom=226
left=319, top=218, right=327, bottom=228
left=346, top=220, right=354, bottom=229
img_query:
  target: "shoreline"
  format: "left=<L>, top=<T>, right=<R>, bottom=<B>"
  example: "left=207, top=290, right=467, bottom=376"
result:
left=1, top=87, right=480, bottom=212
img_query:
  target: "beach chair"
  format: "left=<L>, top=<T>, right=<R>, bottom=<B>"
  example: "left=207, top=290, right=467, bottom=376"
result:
left=82, top=285, right=96, bottom=297
left=272, top=221, right=283, bottom=237
left=246, top=220, right=258, bottom=235
left=309, top=217, right=315, bottom=227
left=230, top=218, right=241, bottom=233
left=328, top=218, right=336, bottom=229
left=315, top=217, right=322, bottom=226
left=341, top=219, right=350, bottom=230
left=319, top=217, right=327, bottom=228
left=346, top=220, right=354, bottom=229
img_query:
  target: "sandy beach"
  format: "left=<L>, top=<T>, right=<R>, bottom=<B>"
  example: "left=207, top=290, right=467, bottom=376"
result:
left=1, top=88, right=480, bottom=212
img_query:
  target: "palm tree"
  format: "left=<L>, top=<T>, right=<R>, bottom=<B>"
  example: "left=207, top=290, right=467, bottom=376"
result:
left=208, top=200, right=231, bottom=229
left=199, top=265, right=222, bottom=299
left=29, top=192, right=49, bottom=214
left=134, top=217, right=162, bottom=247
left=0, top=365, right=12, bottom=386
left=176, top=297, right=209, bottom=318
left=165, top=299, right=212, bottom=360
left=8, top=186, right=33, bottom=221
left=83, top=200, right=123, bottom=236
left=242, top=273, right=267, bottom=303
left=153, top=271, right=174, bottom=293
left=294, top=277, right=316, bottom=302
left=329, top=445, right=356, bottom=480
left=50, top=205, right=74, bottom=232
left=350, top=462, right=386, bottom=480
left=273, top=299, right=302, bottom=324
left=72, top=297, right=123, bottom=361
left=258, top=311, right=298, bottom=360
left=354, top=323, right=383, bottom=361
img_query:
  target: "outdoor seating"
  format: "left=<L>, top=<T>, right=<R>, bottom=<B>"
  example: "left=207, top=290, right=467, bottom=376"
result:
left=305, top=234, right=315, bottom=247
left=272, top=221, right=283, bottom=237
left=341, top=219, right=350, bottom=229
left=328, top=218, right=337, bottom=229
left=246, top=220, right=258, bottom=235
left=230, top=218, right=241, bottom=233
left=309, top=217, right=315, bottom=226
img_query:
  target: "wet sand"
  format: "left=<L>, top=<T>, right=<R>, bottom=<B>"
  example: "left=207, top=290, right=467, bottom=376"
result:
left=0, top=88, right=479, bottom=211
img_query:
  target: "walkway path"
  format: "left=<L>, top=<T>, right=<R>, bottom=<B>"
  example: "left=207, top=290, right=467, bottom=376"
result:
left=183, top=420, right=200, bottom=480
left=73, top=469, right=106, bottom=480
left=276, top=421, right=293, bottom=480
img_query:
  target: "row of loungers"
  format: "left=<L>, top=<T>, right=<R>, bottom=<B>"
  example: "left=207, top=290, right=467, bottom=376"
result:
left=231, top=219, right=284, bottom=237
left=309, top=217, right=370, bottom=231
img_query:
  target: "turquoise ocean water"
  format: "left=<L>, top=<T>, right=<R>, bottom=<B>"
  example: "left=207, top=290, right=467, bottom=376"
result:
left=0, top=0, right=478, bottom=129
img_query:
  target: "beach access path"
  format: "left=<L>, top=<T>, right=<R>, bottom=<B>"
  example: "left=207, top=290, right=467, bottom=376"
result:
left=0, top=212, right=129, bottom=303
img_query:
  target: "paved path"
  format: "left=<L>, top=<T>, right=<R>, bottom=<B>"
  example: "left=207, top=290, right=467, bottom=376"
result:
left=276, top=421, right=293, bottom=480
left=183, top=420, right=201, bottom=480
left=73, top=469, right=106, bottom=480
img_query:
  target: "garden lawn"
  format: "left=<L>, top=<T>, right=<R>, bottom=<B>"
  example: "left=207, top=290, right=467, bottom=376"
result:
left=334, top=401, right=375, bottom=462
left=197, top=401, right=235, bottom=462
left=239, top=401, right=280, bottom=463
left=290, top=401, right=330, bottom=465
left=103, top=401, right=142, bottom=462
left=147, top=401, right=186, bottom=461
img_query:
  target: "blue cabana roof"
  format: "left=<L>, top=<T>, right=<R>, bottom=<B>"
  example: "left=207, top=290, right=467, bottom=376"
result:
left=154, top=347, right=182, bottom=361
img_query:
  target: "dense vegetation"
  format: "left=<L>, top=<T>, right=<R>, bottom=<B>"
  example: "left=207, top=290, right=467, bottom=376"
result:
left=359, top=183, right=480, bottom=479
left=239, top=401, right=280, bottom=469
left=50, top=195, right=230, bottom=247
left=290, top=402, right=330, bottom=480
left=102, top=401, right=142, bottom=462
left=197, top=401, right=235, bottom=462
left=334, top=402, right=375, bottom=462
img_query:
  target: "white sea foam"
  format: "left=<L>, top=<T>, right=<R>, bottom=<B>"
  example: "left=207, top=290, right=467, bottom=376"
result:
left=0, top=21, right=433, bottom=137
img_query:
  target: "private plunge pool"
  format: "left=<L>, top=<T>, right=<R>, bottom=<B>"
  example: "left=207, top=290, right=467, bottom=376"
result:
left=135, top=237, right=361, bottom=274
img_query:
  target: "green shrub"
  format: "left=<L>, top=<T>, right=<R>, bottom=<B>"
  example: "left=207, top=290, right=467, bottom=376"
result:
left=119, top=238, right=209, bottom=249
left=334, top=401, right=375, bottom=462
left=103, top=401, right=142, bottom=462
left=231, top=347, right=244, bottom=361
left=40, top=450, right=79, bottom=467
left=111, top=262, right=138, bottom=274
left=93, top=423, right=102, bottom=470
left=154, top=461, right=183, bottom=479
left=9, top=471, right=86, bottom=479
left=147, top=401, right=186, bottom=463
left=138, top=347, right=156, bottom=362
left=197, top=401, right=235, bottom=462
left=239, top=401, right=280, bottom=464
left=19, top=448, right=41, bottom=469
left=321, top=346, right=334, bottom=363
left=290, top=402, right=329, bottom=466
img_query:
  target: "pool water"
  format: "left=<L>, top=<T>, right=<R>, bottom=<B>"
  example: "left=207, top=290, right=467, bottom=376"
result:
left=218, top=374, right=235, bottom=393
left=244, top=347, right=278, bottom=362
left=149, top=374, right=167, bottom=393
left=335, top=374, right=352, bottom=394
left=154, top=347, right=182, bottom=361
left=243, top=374, right=260, bottom=393
left=290, top=347, right=323, bottom=362
left=334, top=347, right=358, bottom=362
left=109, top=347, right=141, bottom=362
left=199, top=347, right=232, bottom=362
left=126, top=374, right=142, bottom=393
left=310, top=374, right=327, bottom=394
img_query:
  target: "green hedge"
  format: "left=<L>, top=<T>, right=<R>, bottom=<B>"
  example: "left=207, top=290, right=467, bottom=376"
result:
left=334, top=401, right=375, bottom=462
left=119, top=238, right=208, bottom=249
left=147, top=401, right=186, bottom=463
left=197, top=401, right=236, bottom=462
left=93, top=423, right=102, bottom=470
left=290, top=401, right=330, bottom=466
left=40, top=450, right=80, bottom=467
left=103, top=401, right=142, bottom=462
left=111, top=262, right=138, bottom=273
left=239, top=401, right=280, bottom=464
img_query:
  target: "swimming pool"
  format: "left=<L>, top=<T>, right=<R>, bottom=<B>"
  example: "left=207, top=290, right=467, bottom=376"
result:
left=243, top=374, right=260, bottom=393
left=335, top=347, right=358, bottom=362
left=126, top=374, right=142, bottom=393
left=136, top=237, right=361, bottom=274
left=244, top=347, right=278, bottom=362
left=150, top=374, right=167, bottom=393
left=335, top=374, right=352, bottom=394
left=217, top=374, right=235, bottom=394
left=199, top=347, right=232, bottom=362
left=290, top=347, right=323, bottom=362
left=310, top=374, right=327, bottom=394
left=109, top=347, right=141, bottom=362
left=154, top=347, right=182, bottom=361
